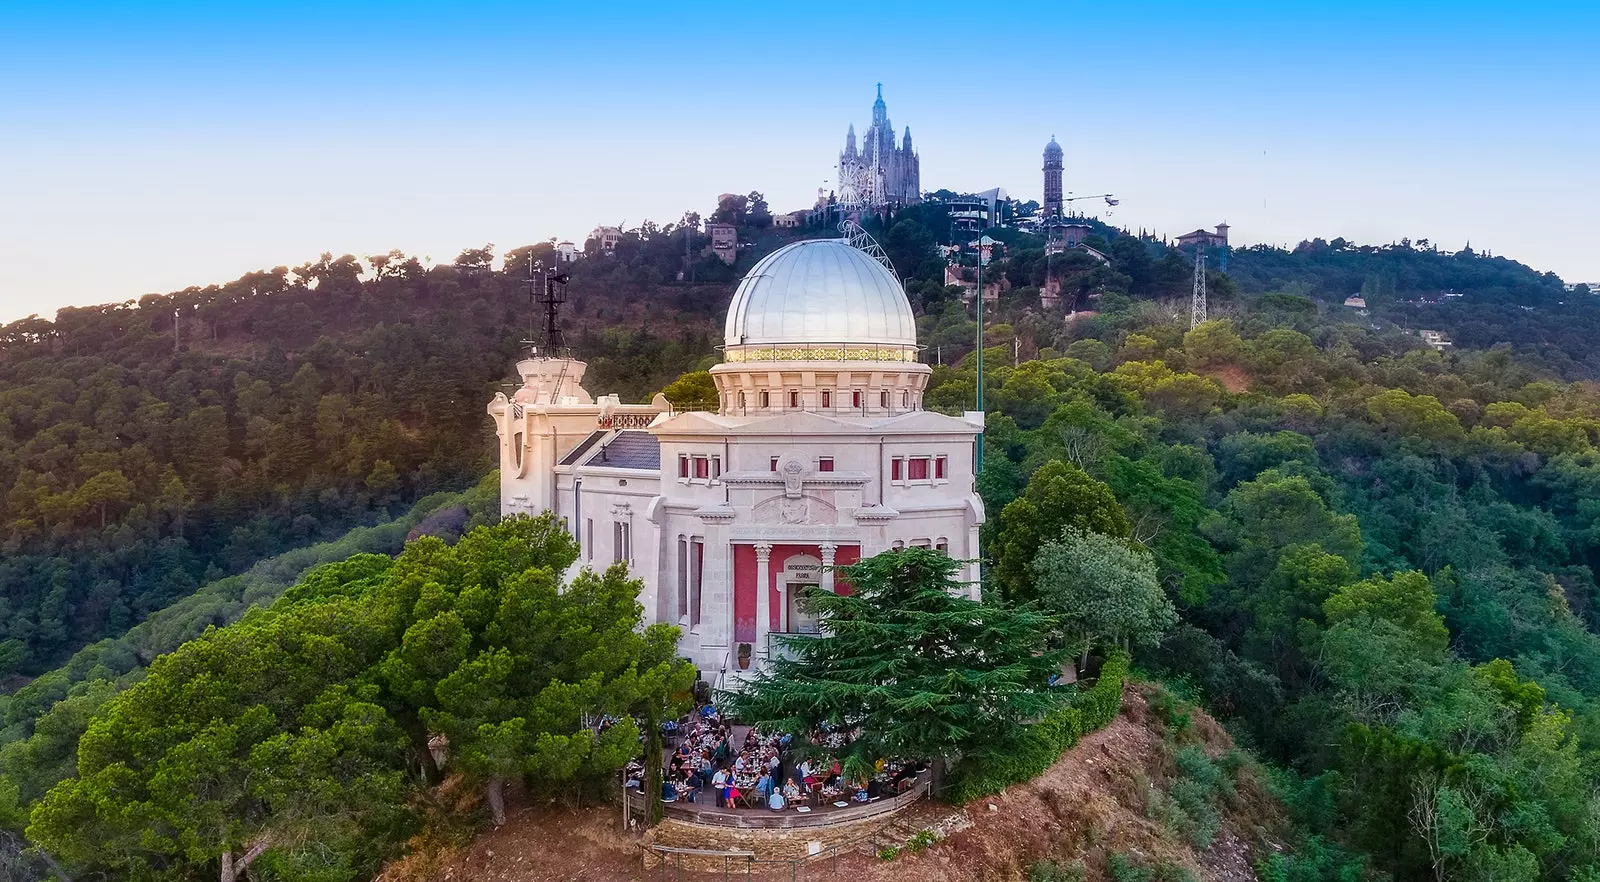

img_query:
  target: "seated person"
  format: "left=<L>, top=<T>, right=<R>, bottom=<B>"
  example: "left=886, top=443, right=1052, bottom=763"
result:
left=683, top=770, right=703, bottom=803
left=768, top=789, right=786, bottom=811
left=756, top=772, right=775, bottom=800
left=782, top=778, right=802, bottom=802
left=661, top=777, right=677, bottom=802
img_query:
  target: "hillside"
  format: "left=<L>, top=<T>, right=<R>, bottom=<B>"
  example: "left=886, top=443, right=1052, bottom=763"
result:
left=379, top=684, right=1277, bottom=882
left=5, top=204, right=1600, bottom=881
left=0, top=204, right=1579, bottom=681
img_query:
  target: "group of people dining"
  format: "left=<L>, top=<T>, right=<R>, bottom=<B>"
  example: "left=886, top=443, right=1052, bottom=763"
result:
left=625, top=705, right=927, bottom=813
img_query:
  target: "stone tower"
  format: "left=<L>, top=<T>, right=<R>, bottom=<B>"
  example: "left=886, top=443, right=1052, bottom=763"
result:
left=1043, top=136, right=1064, bottom=218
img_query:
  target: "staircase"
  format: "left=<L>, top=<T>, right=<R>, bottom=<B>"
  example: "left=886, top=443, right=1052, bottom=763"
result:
left=860, top=815, right=920, bottom=857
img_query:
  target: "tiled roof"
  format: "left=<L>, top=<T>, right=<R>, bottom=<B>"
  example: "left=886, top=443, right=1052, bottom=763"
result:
left=589, top=431, right=661, bottom=471
left=559, top=431, right=606, bottom=466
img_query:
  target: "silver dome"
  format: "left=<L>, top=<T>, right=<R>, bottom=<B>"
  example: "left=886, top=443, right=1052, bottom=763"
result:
left=724, top=239, right=917, bottom=349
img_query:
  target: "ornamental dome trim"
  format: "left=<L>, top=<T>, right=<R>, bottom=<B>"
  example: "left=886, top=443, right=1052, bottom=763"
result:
left=723, top=239, right=918, bottom=359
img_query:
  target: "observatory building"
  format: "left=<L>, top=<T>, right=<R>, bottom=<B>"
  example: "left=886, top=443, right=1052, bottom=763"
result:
left=488, top=238, right=984, bottom=686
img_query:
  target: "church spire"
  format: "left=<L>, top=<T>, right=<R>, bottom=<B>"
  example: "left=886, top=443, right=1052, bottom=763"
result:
left=903, top=126, right=912, bottom=151
left=872, top=83, right=887, bottom=125
left=845, top=123, right=857, bottom=157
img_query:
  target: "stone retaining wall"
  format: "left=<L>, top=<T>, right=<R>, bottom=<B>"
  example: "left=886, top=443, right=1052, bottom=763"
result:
left=644, top=811, right=888, bottom=871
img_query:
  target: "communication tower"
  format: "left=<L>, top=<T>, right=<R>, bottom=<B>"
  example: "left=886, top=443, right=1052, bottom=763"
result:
left=1190, top=249, right=1207, bottom=328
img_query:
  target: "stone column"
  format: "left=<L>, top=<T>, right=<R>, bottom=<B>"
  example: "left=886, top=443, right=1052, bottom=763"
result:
left=754, top=542, right=773, bottom=656
left=820, top=543, right=837, bottom=596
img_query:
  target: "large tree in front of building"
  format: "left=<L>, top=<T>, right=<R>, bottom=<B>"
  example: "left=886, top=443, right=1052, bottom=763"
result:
left=719, top=548, right=1066, bottom=772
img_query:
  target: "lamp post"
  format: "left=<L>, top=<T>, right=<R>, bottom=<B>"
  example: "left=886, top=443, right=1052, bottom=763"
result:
left=974, top=232, right=986, bottom=473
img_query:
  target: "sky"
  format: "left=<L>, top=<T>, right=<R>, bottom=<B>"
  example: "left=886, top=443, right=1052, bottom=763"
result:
left=1, top=0, right=1597, bottom=321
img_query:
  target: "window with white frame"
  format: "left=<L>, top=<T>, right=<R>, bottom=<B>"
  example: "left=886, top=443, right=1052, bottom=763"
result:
left=821, top=390, right=831, bottom=408
left=935, top=455, right=947, bottom=480
left=907, top=456, right=930, bottom=481
left=936, top=538, right=949, bottom=554
left=678, top=454, right=689, bottom=479
left=693, top=455, right=709, bottom=479
left=818, top=456, right=834, bottom=472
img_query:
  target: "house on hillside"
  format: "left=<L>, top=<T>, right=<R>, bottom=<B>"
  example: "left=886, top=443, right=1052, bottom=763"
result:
left=1418, top=330, right=1452, bottom=351
left=708, top=224, right=738, bottom=265
left=1175, top=224, right=1230, bottom=251
left=587, top=226, right=623, bottom=253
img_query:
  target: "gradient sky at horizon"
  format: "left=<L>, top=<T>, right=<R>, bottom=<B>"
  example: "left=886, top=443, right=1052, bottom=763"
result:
left=1, top=0, right=1596, bottom=322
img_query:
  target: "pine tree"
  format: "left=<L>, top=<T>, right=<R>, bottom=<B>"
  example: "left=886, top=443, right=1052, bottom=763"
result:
left=719, top=547, right=1067, bottom=770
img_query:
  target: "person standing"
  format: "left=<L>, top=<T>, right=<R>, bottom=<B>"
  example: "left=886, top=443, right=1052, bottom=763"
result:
left=711, top=767, right=729, bottom=808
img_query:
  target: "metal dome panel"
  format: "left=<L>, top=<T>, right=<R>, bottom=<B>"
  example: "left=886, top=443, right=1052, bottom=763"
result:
left=724, top=239, right=918, bottom=350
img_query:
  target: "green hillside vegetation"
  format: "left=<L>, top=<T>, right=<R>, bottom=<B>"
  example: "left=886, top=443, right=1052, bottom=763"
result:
left=0, top=479, right=497, bottom=818
left=2, top=200, right=1598, bottom=879
left=933, top=297, right=1600, bottom=880
left=0, top=196, right=1574, bottom=681
left=13, top=515, right=692, bottom=881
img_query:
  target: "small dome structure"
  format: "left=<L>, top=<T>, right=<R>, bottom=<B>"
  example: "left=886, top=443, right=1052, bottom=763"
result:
left=723, top=239, right=918, bottom=362
left=1044, top=136, right=1063, bottom=158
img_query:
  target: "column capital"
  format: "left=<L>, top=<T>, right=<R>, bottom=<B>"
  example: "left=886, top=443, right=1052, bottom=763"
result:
left=753, top=541, right=773, bottom=562
left=819, top=543, right=837, bottom=564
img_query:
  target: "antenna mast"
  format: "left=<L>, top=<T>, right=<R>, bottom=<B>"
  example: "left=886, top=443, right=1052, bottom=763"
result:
left=1190, top=248, right=1208, bottom=328
left=524, top=255, right=571, bottom=355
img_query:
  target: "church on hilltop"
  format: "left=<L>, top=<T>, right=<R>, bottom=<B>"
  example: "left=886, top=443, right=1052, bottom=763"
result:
left=488, top=237, right=983, bottom=687
left=837, top=85, right=921, bottom=209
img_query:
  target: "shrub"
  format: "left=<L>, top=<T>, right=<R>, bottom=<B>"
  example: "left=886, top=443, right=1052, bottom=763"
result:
left=1029, top=858, right=1087, bottom=882
left=946, top=651, right=1129, bottom=801
left=1108, top=852, right=1197, bottom=882
left=1169, top=778, right=1222, bottom=848
left=1108, top=852, right=1153, bottom=882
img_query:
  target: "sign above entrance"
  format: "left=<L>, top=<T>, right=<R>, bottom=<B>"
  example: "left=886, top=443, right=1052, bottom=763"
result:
left=785, top=561, right=821, bottom=579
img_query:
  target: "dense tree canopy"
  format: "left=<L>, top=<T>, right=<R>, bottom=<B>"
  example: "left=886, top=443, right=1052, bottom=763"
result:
left=22, top=516, right=692, bottom=880
left=720, top=548, right=1066, bottom=772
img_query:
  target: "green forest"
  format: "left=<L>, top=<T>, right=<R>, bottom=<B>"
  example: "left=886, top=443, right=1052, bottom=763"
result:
left=3, top=203, right=1600, bottom=880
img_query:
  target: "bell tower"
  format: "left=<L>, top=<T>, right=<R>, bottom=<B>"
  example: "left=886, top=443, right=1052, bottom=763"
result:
left=1043, top=136, right=1064, bottom=218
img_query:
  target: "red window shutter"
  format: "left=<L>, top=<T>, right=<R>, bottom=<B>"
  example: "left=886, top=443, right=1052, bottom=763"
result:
left=818, top=457, right=834, bottom=472
left=909, top=457, right=929, bottom=480
left=678, top=455, right=689, bottom=478
left=891, top=458, right=902, bottom=480
left=935, top=456, right=946, bottom=479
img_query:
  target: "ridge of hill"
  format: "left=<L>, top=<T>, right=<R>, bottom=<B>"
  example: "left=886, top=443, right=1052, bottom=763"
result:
left=376, top=683, right=1277, bottom=882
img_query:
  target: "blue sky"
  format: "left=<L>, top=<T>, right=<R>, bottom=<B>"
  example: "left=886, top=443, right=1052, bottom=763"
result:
left=1, top=1, right=1596, bottom=320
